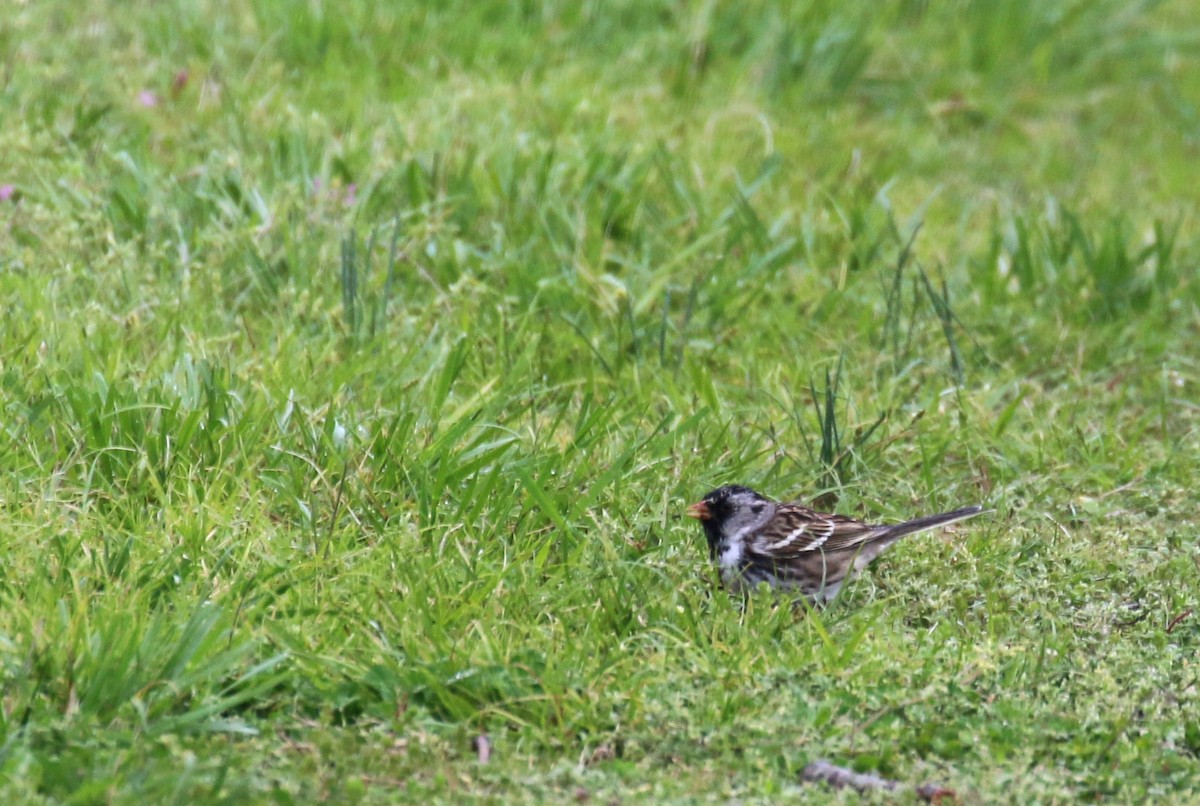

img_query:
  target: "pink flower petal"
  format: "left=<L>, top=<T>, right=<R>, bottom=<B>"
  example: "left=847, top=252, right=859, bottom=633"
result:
left=138, top=90, right=159, bottom=108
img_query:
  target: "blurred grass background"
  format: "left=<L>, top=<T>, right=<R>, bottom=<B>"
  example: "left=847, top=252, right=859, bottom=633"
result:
left=2, top=1, right=1199, bottom=802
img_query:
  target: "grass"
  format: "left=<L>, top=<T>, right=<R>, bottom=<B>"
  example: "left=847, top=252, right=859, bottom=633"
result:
left=2, top=0, right=1199, bottom=802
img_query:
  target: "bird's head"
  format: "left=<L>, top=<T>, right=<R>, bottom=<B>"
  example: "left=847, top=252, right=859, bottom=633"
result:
left=686, top=485, right=774, bottom=556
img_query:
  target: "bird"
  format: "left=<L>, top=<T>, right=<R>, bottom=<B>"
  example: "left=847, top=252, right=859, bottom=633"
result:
left=685, top=485, right=984, bottom=605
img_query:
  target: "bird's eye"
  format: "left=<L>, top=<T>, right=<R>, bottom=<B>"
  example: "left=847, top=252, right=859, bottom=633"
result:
left=751, top=504, right=764, bottom=514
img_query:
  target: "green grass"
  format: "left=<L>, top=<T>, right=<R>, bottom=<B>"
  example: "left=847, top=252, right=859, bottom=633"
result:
left=2, top=0, right=1199, bottom=802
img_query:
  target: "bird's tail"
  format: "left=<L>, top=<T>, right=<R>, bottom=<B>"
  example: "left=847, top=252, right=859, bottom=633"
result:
left=870, top=505, right=985, bottom=545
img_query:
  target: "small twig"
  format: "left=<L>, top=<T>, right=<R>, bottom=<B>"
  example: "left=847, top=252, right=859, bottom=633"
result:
left=1044, top=511, right=1073, bottom=540
left=1096, top=476, right=1143, bottom=500
left=851, top=694, right=932, bottom=750
left=802, top=760, right=956, bottom=803
left=1166, top=609, right=1193, bottom=634
left=472, top=734, right=491, bottom=764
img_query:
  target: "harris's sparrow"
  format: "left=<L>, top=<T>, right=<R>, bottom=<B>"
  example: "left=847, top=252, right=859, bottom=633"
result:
left=686, top=485, right=983, bottom=605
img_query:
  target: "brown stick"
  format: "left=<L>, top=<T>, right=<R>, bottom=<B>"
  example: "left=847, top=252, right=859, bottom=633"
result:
left=1167, top=609, right=1192, bottom=634
left=801, top=760, right=956, bottom=803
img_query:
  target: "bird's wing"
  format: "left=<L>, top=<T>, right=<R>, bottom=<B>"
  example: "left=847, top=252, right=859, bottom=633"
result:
left=748, top=504, right=878, bottom=558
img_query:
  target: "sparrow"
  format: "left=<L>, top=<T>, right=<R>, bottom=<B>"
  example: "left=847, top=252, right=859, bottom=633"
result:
left=685, top=485, right=984, bottom=605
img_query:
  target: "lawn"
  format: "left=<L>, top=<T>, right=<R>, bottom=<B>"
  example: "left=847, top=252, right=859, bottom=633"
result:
left=2, top=1, right=1199, bottom=802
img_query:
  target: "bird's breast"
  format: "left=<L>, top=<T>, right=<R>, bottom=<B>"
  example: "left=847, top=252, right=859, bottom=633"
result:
left=716, top=539, right=744, bottom=574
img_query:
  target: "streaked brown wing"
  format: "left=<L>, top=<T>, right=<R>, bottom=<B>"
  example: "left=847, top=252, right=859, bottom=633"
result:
left=749, top=505, right=878, bottom=558
left=818, top=513, right=885, bottom=552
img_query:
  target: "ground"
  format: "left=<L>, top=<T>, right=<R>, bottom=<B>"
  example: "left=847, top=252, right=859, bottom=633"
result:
left=1, top=1, right=1199, bottom=803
